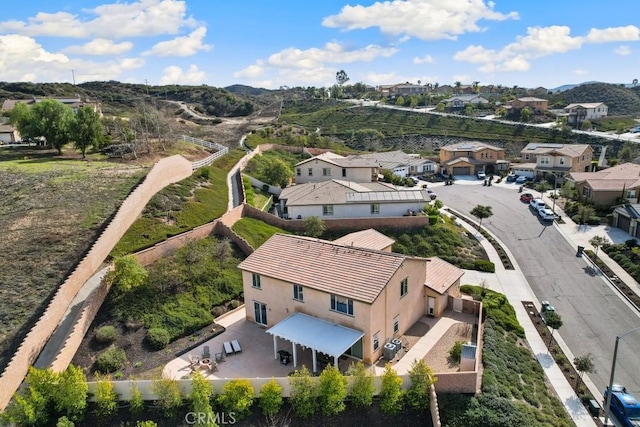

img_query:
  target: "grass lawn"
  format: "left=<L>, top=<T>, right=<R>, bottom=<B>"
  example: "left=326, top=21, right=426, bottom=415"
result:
left=231, top=217, right=289, bottom=249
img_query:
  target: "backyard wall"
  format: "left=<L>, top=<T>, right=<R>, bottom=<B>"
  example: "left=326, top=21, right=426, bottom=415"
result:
left=0, top=155, right=193, bottom=411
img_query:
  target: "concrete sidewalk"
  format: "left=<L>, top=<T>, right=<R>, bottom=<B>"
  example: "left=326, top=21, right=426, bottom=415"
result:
left=450, top=207, right=597, bottom=427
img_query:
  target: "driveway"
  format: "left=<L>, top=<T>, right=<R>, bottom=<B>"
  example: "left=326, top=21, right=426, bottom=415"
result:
left=434, top=182, right=640, bottom=396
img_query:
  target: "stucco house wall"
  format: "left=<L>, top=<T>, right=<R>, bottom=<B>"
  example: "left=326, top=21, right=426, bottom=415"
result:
left=286, top=200, right=426, bottom=220
left=295, top=159, right=375, bottom=184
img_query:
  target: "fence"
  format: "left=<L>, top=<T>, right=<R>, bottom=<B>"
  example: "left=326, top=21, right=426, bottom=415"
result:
left=181, top=135, right=229, bottom=169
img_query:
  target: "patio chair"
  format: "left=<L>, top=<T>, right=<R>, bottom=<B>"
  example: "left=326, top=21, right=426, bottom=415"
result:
left=215, top=352, right=225, bottom=363
left=209, top=361, right=218, bottom=373
left=231, top=339, right=242, bottom=354
left=223, top=341, right=234, bottom=355
left=202, top=345, right=211, bottom=359
left=187, top=353, right=199, bottom=369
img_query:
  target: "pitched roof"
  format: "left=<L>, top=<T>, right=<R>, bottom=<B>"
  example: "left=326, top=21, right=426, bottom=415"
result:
left=516, top=97, right=548, bottom=102
left=296, top=152, right=379, bottom=168
left=522, top=143, right=591, bottom=157
left=569, top=163, right=640, bottom=190
left=238, top=234, right=407, bottom=303
left=444, top=157, right=483, bottom=166
left=565, top=102, right=606, bottom=109
left=357, top=150, right=435, bottom=169
left=279, top=180, right=428, bottom=206
left=333, top=229, right=396, bottom=251
left=424, top=257, right=464, bottom=294
left=440, top=141, right=503, bottom=153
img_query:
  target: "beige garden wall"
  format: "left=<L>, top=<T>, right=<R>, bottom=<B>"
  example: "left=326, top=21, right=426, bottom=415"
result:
left=0, top=155, right=193, bottom=411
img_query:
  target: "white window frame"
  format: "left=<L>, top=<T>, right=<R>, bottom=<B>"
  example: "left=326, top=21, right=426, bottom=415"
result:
left=252, top=273, right=261, bottom=289
left=322, top=168, right=331, bottom=176
left=322, top=205, right=334, bottom=216
left=331, top=294, right=354, bottom=316
left=293, top=284, right=304, bottom=302
left=371, top=203, right=380, bottom=214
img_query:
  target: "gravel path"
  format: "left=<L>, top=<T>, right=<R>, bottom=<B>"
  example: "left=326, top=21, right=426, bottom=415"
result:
left=424, top=322, right=473, bottom=373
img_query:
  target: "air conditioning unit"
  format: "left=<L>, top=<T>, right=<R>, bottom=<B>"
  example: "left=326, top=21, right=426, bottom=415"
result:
left=383, top=343, right=397, bottom=360
left=391, top=339, right=403, bottom=352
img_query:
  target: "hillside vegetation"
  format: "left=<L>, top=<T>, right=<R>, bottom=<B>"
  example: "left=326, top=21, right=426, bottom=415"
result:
left=550, top=82, right=640, bottom=116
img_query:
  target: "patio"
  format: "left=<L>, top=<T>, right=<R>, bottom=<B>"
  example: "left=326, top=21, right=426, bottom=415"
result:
left=163, top=306, right=478, bottom=380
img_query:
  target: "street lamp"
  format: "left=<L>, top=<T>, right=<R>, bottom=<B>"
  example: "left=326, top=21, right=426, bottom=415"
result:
left=603, top=326, right=640, bottom=426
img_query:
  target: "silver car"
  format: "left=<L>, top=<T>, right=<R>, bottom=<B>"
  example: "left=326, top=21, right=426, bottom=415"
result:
left=538, top=208, right=555, bottom=221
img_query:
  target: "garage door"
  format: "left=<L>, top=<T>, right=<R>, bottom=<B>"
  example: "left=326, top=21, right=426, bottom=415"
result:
left=617, top=215, right=631, bottom=233
left=453, top=167, right=470, bottom=175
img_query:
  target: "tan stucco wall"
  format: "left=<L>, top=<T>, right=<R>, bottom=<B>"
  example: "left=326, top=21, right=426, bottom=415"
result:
left=294, top=160, right=374, bottom=184
left=440, top=147, right=504, bottom=164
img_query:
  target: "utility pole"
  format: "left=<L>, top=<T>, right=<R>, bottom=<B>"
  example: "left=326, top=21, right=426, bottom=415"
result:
left=71, top=70, right=76, bottom=85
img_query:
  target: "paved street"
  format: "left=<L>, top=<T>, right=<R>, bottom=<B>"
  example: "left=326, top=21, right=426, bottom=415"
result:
left=434, top=180, right=640, bottom=396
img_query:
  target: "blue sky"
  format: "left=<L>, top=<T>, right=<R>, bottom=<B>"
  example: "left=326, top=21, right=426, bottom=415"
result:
left=1, top=0, right=639, bottom=90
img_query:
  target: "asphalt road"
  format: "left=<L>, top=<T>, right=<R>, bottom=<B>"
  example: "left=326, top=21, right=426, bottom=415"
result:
left=435, top=182, right=640, bottom=396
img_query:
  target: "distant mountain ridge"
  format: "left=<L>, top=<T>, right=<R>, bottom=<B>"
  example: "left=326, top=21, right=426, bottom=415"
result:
left=550, top=81, right=637, bottom=93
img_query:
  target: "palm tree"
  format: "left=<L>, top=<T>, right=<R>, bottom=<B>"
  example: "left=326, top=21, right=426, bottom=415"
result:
left=454, top=81, right=462, bottom=94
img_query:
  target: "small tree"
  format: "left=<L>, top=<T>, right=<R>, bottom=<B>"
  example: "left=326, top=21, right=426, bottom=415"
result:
left=128, top=382, right=145, bottom=415
left=545, top=311, right=563, bottom=346
left=379, top=363, right=403, bottom=415
left=189, top=371, right=216, bottom=426
left=346, top=361, right=375, bottom=408
left=259, top=378, right=283, bottom=416
left=574, top=353, right=597, bottom=387
left=589, top=235, right=609, bottom=258
left=448, top=340, right=465, bottom=363
left=406, top=359, right=436, bottom=409
left=577, top=205, right=596, bottom=225
left=470, top=205, right=493, bottom=230
left=54, top=365, right=88, bottom=422
left=218, top=379, right=254, bottom=420
left=109, top=255, right=148, bottom=294
left=70, top=105, right=104, bottom=157
left=318, top=365, right=348, bottom=416
left=534, top=181, right=552, bottom=196
left=94, top=374, right=118, bottom=418
left=289, top=366, right=318, bottom=417
left=303, top=216, right=326, bottom=238
left=151, top=378, right=183, bottom=418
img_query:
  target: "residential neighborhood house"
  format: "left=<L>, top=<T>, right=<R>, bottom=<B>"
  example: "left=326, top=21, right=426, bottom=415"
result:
left=1, top=96, right=103, bottom=116
left=509, top=97, right=549, bottom=113
left=278, top=179, right=429, bottom=219
left=0, top=123, right=20, bottom=144
left=568, top=162, right=640, bottom=206
left=238, top=232, right=464, bottom=369
left=441, top=94, right=489, bottom=109
left=518, top=143, right=594, bottom=180
left=612, top=204, right=640, bottom=239
left=294, top=152, right=379, bottom=184
left=358, top=150, right=437, bottom=178
left=560, top=102, right=608, bottom=127
left=439, top=141, right=508, bottom=176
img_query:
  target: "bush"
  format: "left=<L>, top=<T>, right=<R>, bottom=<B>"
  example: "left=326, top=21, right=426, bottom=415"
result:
left=379, top=363, right=403, bottom=414
left=289, top=366, right=318, bottom=417
left=406, top=359, right=436, bottom=410
left=346, top=361, right=375, bottom=408
left=218, top=379, right=254, bottom=419
left=587, top=217, right=601, bottom=225
left=146, top=328, right=171, bottom=350
left=94, top=375, right=118, bottom=417
left=95, top=347, right=127, bottom=373
left=318, top=365, right=348, bottom=416
left=151, top=378, right=183, bottom=418
left=474, top=259, right=495, bottom=273
left=449, top=340, right=465, bottom=363
left=259, top=379, right=283, bottom=416
left=95, top=326, right=117, bottom=345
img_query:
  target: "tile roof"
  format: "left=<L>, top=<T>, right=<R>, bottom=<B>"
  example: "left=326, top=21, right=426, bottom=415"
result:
left=357, top=150, right=434, bottom=170
left=238, top=234, right=407, bottom=303
left=296, top=152, right=379, bottom=168
left=440, top=141, right=504, bottom=152
left=516, top=97, right=548, bottom=102
left=569, top=163, right=640, bottom=190
left=565, top=102, right=606, bottom=110
left=522, top=143, right=591, bottom=157
left=333, top=229, right=396, bottom=251
left=424, top=257, right=464, bottom=294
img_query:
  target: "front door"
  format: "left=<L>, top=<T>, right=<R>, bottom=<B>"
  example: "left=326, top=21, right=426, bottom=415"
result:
left=254, top=301, right=267, bottom=326
left=427, top=297, right=436, bottom=316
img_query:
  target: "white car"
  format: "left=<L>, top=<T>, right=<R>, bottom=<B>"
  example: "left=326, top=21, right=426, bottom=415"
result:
left=476, top=171, right=486, bottom=180
left=538, top=208, right=555, bottom=221
left=529, top=199, right=546, bottom=211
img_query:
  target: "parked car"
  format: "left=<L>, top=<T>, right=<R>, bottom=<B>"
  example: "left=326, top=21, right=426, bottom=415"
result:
left=629, top=127, right=640, bottom=134
left=520, top=192, right=534, bottom=203
left=538, top=208, right=555, bottom=221
left=506, top=174, right=517, bottom=183
left=540, top=301, right=556, bottom=323
left=515, top=176, right=529, bottom=184
left=529, top=199, right=546, bottom=211
left=476, top=171, right=486, bottom=180
left=427, top=189, right=437, bottom=200
left=604, top=385, right=640, bottom=427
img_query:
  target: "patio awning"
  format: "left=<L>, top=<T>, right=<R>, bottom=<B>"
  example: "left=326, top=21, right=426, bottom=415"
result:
left=266, top=312, right=364, bottom=357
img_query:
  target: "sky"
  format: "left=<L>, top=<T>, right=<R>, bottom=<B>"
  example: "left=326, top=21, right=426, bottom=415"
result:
left=1, top=0, right=639, bottom=90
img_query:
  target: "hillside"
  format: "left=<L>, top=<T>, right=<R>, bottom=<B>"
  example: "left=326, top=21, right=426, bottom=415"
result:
left=548, top=82, right=640, bottom=116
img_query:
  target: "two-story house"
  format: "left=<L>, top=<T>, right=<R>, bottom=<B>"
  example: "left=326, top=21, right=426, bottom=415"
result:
left=439, top=141, right=508, bottom=176
left=520, top=143, right=593, bottom=179
left=238, top=232, right=463, bottom=369
left=441, top=94, right=489, bottom=109
left=294, top=152, right=379, bottom=184
left=509, top=97, right=548, bottom=113
left=569, top=162, right=640, bottom=206
left=563, top=102, right=608, bottom=126
left=358, top=150, right=437, bottom=178
left=278, top=179, right=429, bottom=220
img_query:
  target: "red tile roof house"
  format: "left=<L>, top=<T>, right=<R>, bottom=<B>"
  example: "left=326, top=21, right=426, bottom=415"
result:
left=569, top=162, right=640, bottom=206
left=238, top=232, right=463, bottom=370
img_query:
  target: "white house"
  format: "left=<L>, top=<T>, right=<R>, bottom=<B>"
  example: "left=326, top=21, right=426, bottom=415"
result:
left=0, top=124, right=20, bottom=144
left=294, top=152, right=379, bottom=184
left=563, top=102, right=608, bottom=126
left=357, top=150, right=437, bottom=178
left=278, top=179, right=429, bottom=219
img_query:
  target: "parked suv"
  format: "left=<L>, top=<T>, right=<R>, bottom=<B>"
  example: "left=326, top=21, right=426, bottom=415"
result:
left=540, top=301, right=556, bottom=323
left=529, top=199, right=546, bottom=211
left=538, top=208, right=555, bottom=221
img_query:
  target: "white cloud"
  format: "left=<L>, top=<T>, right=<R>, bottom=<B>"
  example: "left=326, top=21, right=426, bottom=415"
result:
left=585, top=25, right=640, bottom=43
left=266, top=42, right=397, bottom=69
left=0, top=0, right=195, bottom=39
left=322, top=0, right=518, bottom=41
left=573, top=69, right=588, bottom=76
left=233, top=61, right=266, bottom=79
left=615, top=45, right=632, bottom=56
left=413, top=55, right=434, bottom=64
left=160, top=64, right=206, bottom=84
left=144, top=27, right=212, bottom=57
left=365, top=72, right=439, bottom=86
left=63, top=38, right=134, bottom=56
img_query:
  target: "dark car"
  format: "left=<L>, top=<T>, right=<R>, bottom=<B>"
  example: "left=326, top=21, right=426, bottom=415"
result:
left=506, top=174, right=517, bottom=182
left=520, top=192, right=534, bottom=203
left=604, top=385, right=640, bottom=427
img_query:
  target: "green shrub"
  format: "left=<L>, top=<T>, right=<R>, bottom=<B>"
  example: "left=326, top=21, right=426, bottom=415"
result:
left=406, top=359, right=436, bottom=410
left=95, top=326, right=117, bottom=345
left=289, top=366, right=318, bottom=417
left=448, top=340, right=465, bottom=363
left=259, top=379, right=283, bottom=416
left=94, top=375, right=118, bottom=417
left=379, top=363, right=403, bottom=414
left=428, top=215, right=438, bottom=225
left=571, top=214, right=582, bottom=224
left=474, top=259, right=495, bottom=273
left=128, top=382, right=145, bottom=415
left=318, top=365, right=348, bottom=416
left=346, top=361, right=375, bottom=408
left=56, top=417, right=74, bottom=427
left=218, top=379, right=254, bottom=419
left=150, top=378, right=183, bottom=418
left=95, top=347, right=127, bottom=373
left=587, top=217, right=601, bottom=225
left=146, top=328, right=171, bottom=350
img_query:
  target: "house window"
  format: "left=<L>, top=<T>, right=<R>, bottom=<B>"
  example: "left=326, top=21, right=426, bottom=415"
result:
left=583, top=187, right=591, bottom=198
left=308, top=168, right=313, bottom=176
left=400, top=277, right=408, bottom=297
left=342, top=168, right=347, bottom=177
left=293, top=284, right=304, bottom=302
left=371, top=204, right=380, bottom=214
left=296, top=168, right=301, bottom=176
left=393, top=315, right=399, bottom=334
left=626, top=190, right=635, bottom=199
left=322, top=205, right=334, bottom=216
left=331, top=294, right=354, bottom=316
left=373, top=333, right=379, bottom=351
left=252, top=273, right=261, bottom=289
left=323, top=168, right=331, bottom=176
left=254, top=301, right=267, bottom=325
left=525, top=154, right=530, bottom=161
left=559, top=158, right=565, bottom=165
